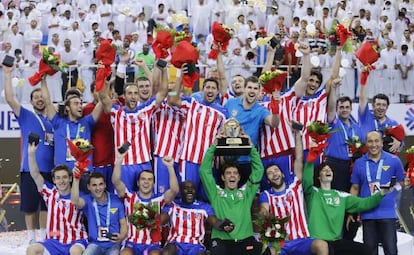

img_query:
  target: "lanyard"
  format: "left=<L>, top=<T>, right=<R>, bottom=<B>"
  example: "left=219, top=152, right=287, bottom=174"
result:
left=66, top=123, right=80, bottom=139
left=93, top=192, right=111, bottom=227
left=33, top=113, right=46, bottom=133
left=339, top=120, right=355, bottom=141
left=366, top=159, right=384, bottom=183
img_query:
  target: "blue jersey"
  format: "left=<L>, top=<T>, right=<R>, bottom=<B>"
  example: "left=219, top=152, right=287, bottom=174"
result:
left=17, top=107, right=54, bottom=172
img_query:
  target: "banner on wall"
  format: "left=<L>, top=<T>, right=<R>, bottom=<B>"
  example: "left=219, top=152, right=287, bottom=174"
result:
left=1, top=103, right=414, bottom=138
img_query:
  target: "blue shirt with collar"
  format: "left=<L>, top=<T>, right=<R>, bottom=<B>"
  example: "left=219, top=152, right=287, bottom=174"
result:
left=326, top=115, right=363, bottom=160
left=17, top=107, right=54, bottom=172
left=358, top=102, right=399, bottom=142
left=81, top=192, right=125, bottom=248
left=52, top=114, right=96, bottom=170
left=351, top=151, right=405, bottom=220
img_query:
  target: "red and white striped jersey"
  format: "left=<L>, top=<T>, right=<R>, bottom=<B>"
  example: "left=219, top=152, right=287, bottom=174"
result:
left=293, top=88, right=328, bottom=149
left=259, top=89, right=297, bottom=158
left=41, top=185, right=87, bottom=244
left=151, top=101, right=187, bottom=162
left=180, top=98, right=226, bottom=164
left=123, top=190, right=166, bottom=244
left=219, top=91, right=235, bottom=106
left=261, top=178, right=309, bottom=240
left=165, top=200, right=214, bottom=245
left=110, top=99, right=157, bottom=165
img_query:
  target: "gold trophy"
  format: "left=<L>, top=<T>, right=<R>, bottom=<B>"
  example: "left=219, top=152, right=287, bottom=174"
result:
left=215, top=118, right=251, bottom=156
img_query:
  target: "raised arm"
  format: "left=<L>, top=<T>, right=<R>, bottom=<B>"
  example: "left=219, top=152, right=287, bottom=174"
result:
left=4, top=66, right=21, bottom=116
left=99, top=75, right=114, bottom=114
left=217, top=52, right=229, bottom=97
left=40, top=77, right=57, bottom=120
left=135, top=58, right=153, bottom=85
left=154, top=64, right=168, bottom=106
left=262, top=44, right=276, bottom=73
left=70, top=166, right=86, bottom=209
left=161, top=156, right=179, bottom=204
left=293, top=42, right=311, bottom=98
left=293, top=129, right=304, bottom=180
left=112, top=150, right=127, bottom=198
left=358, top=77, right=369, bottom=115
left=28, top=143, right=44, bottom=192
left=264, top=90, right=280, bottom=128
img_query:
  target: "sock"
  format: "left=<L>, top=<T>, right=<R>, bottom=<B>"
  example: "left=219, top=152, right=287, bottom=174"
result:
left=27, top=229, right=36, bottom=241
left=39, top=228, right=46, bottom=241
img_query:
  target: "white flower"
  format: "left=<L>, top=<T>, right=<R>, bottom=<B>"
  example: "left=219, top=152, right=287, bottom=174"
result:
left=275, top=231, right=281, bottom=238
left=355, top=142, right=362, bottom=149
left=274, top=224, right=281, bottom=230
left=264, top=227, right=273, bottom=237
left=48, top=55, right=54, bottom=62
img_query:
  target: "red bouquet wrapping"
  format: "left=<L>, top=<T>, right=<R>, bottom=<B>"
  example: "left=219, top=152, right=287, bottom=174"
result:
left=28, top=49, right=67, bottom=86
left=95, top=39, right=116, bottom=92
left=259, top=70, right=288, bottom=94
left=355, top=41, right=379, bottom=85
left=171, top=40, right=199, bottom=88
left=66, top=138, right=93, bottom=179
left=406, top=146, right=414, bottom=187
left=208, top=22, right=233, bottom=59
left=307, top=142, right=329, bottom=163
left=152, top=29, right=175, bottom=59
left=385, top=124, right=405, bottom=141
left=336, top=24, right=352, bottom=46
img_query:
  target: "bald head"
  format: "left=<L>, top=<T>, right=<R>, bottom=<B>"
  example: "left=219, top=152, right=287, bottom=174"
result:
left=366, top=131, right=383, bottom=158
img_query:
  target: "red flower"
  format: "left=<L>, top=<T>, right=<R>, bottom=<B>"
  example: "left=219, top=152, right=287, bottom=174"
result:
left=138, top=218, right=145, bottom=225
left=270, top=230, right=276, bottom=237
left=208, top=22, right=233, bottom=59
left=385, top=124, right=405, bottom=142
left=171, top=40, right=199, bottom=88
left=152, top=30, right=175, bottom=59
left=307, top=142, right=328, bottom=163
left=95, top=39, right=116, bottom=91
left=336, top=24, right=351, bottom=46
left=356, top=41, right=379, bottom=86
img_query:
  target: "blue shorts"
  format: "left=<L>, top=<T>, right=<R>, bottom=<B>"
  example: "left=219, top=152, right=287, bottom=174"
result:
left=41, top=238, right=87, bottom=255
left=174, top=242, right=205, bottom=255
left=20, top=172, right=52, bottom=212
left=123, top=241, right=161, bottom=255
left=93, top=165, right=114, bottom=193
left=153, top=156, right=179, bottom=196
left=281, top=238, right=315, bottom=255
left=261, top=155, right=294, bottom=191
left=121, top=162, right=152, bottom=192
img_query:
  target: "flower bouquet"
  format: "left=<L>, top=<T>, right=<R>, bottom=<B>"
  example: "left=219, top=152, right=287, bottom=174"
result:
left=254, top=214, right=290, bottom=254
left=306, top=121, right=336, bottom=162
left=128, top=202, right=162, bottom=243
left=66, top=138, right=94, bottom=179
left=346, top=136, right=367, bottom=160
left=171, top=40, right=199, bottom=88
left=208, top=22, right=234, bottom=59
left=327, top=21, right=353, bottom=54
left=174, top=31, right=192, bottom=44
left=355, top=40, right=379, bottom=85
left=152, top=27, right=175, bottom=60
left=382, top=124, right=405, bottom=153
left=28, top=48, right=67, bottom=86
left=405, top=146, right=414, bottom=187
left=95, top=39, right=117, bottom=92
left=259, top=70, right=288, bottom=94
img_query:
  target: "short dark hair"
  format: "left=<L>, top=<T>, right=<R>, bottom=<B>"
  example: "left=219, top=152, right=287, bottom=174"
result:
left=310, top=70, right=323, bottom=86
left=402, top=44, right=409, bottom=51
left=88, top=171, right=105, bottom=184
left=30, top=88, right=42, bottom=101
left=137, top=170, right=155, bottom=182
left=244, top=76, right=259, bottom=87
left=336, top=96, right=352, bottom=108
left=65, top=88, right=82, bottom=100
left=220, top=161, right=239, bottom=175
left=203, top=78, right=219, bottom=90
left=373, top=93, right=389, bottom=106
left=52, top=164, right=71, bottom=179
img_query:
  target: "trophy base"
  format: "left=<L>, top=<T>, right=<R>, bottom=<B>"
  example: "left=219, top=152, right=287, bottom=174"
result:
left=215, top=137, right=251, bottom=156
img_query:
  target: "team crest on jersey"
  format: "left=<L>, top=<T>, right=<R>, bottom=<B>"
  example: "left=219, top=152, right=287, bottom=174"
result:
left=334, top=197, right=340, bottom=205
left=382, top=165, right=390, bottom=171
left=231, top=110, right=238, bottom=117
left=138, top=113, right=146, bottom=120
left=218, top=190, right=227, bottom=198
left=110, top=208, right=118, bottom=214
left=236, top=191, right=243, bottom=199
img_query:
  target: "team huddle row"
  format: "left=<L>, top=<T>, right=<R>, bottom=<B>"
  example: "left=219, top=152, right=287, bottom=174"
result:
left=4, top=38, right=405, bottom=255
